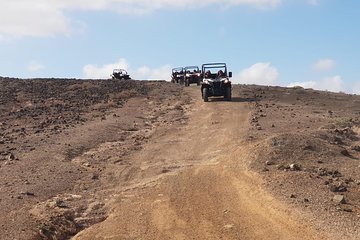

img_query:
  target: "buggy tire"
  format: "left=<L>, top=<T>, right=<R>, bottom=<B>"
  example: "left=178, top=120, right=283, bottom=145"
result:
left=225, top=86, right=232, bottom=101
left=203, top=88, right=209, bottom=102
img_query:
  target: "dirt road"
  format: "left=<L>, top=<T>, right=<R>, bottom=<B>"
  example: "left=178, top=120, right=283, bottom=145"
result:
left=74, top=87, right=326, bottom=240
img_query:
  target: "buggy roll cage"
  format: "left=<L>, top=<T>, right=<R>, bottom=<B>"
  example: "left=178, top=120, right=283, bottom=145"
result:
left=201, top=63, right=232, bottom=78
left=172, top=67, right=184, bottom=73
left=184, top=66, right=200, bottom=72
left=202, top=63, right=227, bottom=74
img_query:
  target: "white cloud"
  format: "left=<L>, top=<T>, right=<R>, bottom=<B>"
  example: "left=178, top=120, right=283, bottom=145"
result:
left=0, top=1, right=73, bottom=38
left=313, top=58, right=336, bottom=71
left=320, top=75, right=344, bottom=92
left=27, top=61, right=45, bottom=72
left=82, top=58, right=171, bottom=80
left=233, top=62, right=279, bottom=85
left=352, top=82, right=360, bottom=95
left=132, top=65, right=172, bottom=80
left=61, top=0, right=283, bottom=12
left=288, top=75, right=344, bottom=93
left=287, top=81, right=316, bottom=89
left=308, top=0, right=318, bottom=5
left=0, top=0, right=282, bottom=38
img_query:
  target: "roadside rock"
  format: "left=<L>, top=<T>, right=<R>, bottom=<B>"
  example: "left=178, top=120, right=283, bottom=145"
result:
left=265, top=160, right=274, bottom=166
left=20, top=191, right=35, bottom=196
left=55, top=199, right=68, bottom=208
left=342, top=206, right=353, bottom=212
left=329, top=182, right=347, bottom=193
left=7, top=153, right=16, bottom=161
left=340, top=149, right=351, bottom=157
left=351, top=145, right=360, bottom=152
left=290, top=163, right=301, bottom=171
left=333, top=195, right=346, bottom=204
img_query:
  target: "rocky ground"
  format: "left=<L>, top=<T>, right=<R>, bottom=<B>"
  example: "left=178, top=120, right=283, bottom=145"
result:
left=0, top=78, right=190, bottom=239
left=243, top=85, right=360, bottom=238
left=0, top=78, right=359, bottom=239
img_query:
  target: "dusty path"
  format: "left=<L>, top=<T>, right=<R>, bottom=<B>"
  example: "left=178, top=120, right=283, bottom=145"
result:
left=74, top=87, right=327, bottom=240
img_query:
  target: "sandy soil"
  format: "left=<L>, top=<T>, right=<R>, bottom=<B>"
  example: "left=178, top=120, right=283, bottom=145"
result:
left=0, top=78, right=359, bottom=239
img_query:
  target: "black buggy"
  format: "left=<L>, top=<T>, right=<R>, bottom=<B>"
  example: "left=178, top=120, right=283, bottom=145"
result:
left=201, top=63, right=232, bottom=102
left=171, top=67, right=185, bottom=84
left=184, top=66, right=202, bottom=86
left=111, top=69, right=131, bottom=80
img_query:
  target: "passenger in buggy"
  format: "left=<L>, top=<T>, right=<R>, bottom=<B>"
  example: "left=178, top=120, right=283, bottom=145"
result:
left=217, top=70, right=225, bottom=78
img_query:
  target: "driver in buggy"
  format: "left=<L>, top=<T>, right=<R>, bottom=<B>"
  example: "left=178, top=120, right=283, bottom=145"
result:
left=205, top=70, right=211, bottom=78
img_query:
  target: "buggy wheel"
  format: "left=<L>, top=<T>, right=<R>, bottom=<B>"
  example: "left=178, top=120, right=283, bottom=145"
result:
left=203, top=88, right=209, bottom=102
left=225, top=87, right=232, bottom=101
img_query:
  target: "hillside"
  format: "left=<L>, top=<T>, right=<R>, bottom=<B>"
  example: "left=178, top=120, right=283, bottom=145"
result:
left=0, top=78, right=359, bottom=239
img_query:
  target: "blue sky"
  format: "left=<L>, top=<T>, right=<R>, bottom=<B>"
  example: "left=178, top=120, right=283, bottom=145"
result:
left=1, top=0, right=360, bottom=93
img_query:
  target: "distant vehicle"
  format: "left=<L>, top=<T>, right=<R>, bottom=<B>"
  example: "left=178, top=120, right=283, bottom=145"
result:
left=111, top=69, right=131, bottom=80
left=201, top=63, right=232, bottom=102
left=171, top=67, right=185, bottom=84
left=184, top=66, right=201, bottom=87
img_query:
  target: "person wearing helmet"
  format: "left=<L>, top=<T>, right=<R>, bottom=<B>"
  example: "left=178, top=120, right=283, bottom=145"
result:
left=205, top=70, right=211, bottom=78
left=217, top=70, right=225, bottom=78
